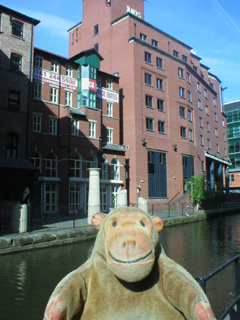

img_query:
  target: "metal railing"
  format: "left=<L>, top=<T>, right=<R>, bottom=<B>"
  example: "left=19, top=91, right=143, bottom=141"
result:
left=196, top=252, right=240, bottom=320
left=221, top=202, right=240, bottom=210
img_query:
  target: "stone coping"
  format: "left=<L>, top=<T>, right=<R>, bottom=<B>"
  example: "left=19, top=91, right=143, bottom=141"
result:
left=0, top=209, right=238, bottom=255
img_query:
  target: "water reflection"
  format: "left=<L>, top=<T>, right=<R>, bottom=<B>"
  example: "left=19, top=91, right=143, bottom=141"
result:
left=0, top=214, right=240, bottom=319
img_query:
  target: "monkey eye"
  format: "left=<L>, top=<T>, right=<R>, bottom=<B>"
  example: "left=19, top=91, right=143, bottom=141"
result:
left=112, top=221, right=117, bottom=227
left=140, top=220, right=145, bottom=227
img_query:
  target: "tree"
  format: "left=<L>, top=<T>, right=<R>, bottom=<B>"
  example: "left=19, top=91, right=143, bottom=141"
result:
left=187, top=174, right=207, bottom=210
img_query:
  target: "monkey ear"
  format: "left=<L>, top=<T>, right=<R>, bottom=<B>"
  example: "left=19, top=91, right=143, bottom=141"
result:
left=92, top=213, right=107, bottom=230
left=152, top=216, right=164, bottom=233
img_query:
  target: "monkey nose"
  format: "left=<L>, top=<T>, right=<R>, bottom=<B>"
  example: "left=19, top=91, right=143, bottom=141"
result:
left=123, top=241, right=136, bottom=248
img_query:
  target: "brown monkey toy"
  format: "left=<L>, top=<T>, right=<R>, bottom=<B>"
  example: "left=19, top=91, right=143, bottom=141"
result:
left=43, top=207, right=216, bottom=320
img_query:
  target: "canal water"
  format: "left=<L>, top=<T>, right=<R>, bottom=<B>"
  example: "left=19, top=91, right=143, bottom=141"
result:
left=1, top=213, right=240, bottom=319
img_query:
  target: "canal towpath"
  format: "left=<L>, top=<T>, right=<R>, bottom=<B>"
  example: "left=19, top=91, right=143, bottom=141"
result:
left=0, top=208, right=239, bottom=255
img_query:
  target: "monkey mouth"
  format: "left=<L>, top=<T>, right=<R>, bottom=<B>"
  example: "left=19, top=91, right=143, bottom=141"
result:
left=108, top=251, right=153, bottom=264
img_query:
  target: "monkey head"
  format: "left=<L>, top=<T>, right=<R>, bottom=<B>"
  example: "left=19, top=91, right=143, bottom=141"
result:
left=92, top=207, right=164, bottom=283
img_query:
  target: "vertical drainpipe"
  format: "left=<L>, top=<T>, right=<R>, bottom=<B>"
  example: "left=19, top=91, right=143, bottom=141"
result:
left=26, top=21, right=34, bottom=159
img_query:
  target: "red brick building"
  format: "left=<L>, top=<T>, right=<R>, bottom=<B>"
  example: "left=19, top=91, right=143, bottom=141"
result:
left=31, top=48, right=125, bottom=214
left=68, top=0, right=229, bottom=205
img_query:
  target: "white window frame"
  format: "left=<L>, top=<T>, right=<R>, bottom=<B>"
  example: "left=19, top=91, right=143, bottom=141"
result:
left=107, top=128, right=113, bottom=144
left=89, top=121, right=96, bottom=138
left=33, top=114, right=42, bottom=133
left=35, top=56, right=43, bottom=68
left=72, top=120, right=79, bottom=135
left=49, top=117, right=57, bottom=135
left=157, top=78, right=163, bottom=90
left=51, top=60, right=59, bottom=73
left=50, top=87, right=58, bottom=104
left=34, top=82, right=42, bottom=100
left=107, top=102, right=113, bottom=116
left=178, top=68, right=184, bottom=79
left=107, top=79, right=112, bottom=90
left=66, top=65, right=72, bottom=77
left=65, top=90, right=72, bottom=106
left=179, top=87, right=185, bottom=98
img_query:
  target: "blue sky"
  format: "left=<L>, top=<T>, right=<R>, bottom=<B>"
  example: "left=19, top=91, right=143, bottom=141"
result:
left=2, top=0, right=239, bottom=104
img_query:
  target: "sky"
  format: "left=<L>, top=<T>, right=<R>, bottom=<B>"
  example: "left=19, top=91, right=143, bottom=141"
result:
left=2, top=0, right=240, bottom=104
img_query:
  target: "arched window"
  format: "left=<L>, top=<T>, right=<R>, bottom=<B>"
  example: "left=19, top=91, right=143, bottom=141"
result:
left=111, top=158, right=120, bottom=180
left=45, top=153, right=57, bottom=177
left=30, top=151, right=42, bottom=173
left=69, top=153, right=82, bottom=178
left=101, top=158, right=108, bottom=180
left=86, top=154, right=98, bottom=170
left=6, top=133, right=18, bottom=158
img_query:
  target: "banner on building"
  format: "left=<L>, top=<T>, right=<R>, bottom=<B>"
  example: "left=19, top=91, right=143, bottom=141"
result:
left=97, top=88, right=119, bottom=103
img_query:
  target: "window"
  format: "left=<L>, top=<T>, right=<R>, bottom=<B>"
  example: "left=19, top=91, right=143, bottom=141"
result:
left=178, top=68, right=184, bottom=79
left=157, top=99, right=164, bottom=112
left=152, top=39, right=158, bottom=47
left=182, top=55, right=188, bottom=63
left=214, top=112, right=217, bottom=122
left=201, top=73, right=204, bottom=80
left=156, top=78, right=163, bottom=90
left=180, top=126, right=187, bottom=138
left=46, top=154, right=57, bottom=178
left=188, top=91, right=192, bottom=102
left=189, top=129, right=193, bottom=141
left=198, top=100, right=202, bottom=110
left=158, top=120, right=165, bottom=134
left=145, top=52, right=152, bottom=64
left=72, top=120, right=79, bottom=135
left=49, top=118, right=57, bottom=135
left=179, top=87, right=185, bottom=98
left=69, top=153, right=82, bottom=178
left=111, top=159, right=120, bottom=180
left=97, top=76, right=101, bottom=87
left=223, top=133, right=226, bottom=142
left=33, top=114, right=42, bottom=132
left=230, top=174, right=235, bottom=182
left=206, top=122, right=210, bottom=132
left=180, top=106, right=185, bottom=118
left=201, top=161, right=205, bottom=171
left=90, top=67, right=96, bottom=79
left=6, top=133, right=18, bottom=158
left=156, top=57, right=163, bottom=69
left=107, top=102, right=113, bottom=116
left=188, top=109, right=192, bottom=121
left=89, top=92, right=96, bottom=108
left=200, top=135, right=204, bottom=146
left=94, top=24, right=99, bottom=36
left=145, top=73, right=152, bottom=86
left=215, top=128, right=218, bottom=137
left=107, top=128, right=113, bottom=143
left=146, top=117, right=154, bottom=131
left=216, top=144, right=219, bottom=153
left=207, top=139, right=211, bottom=149
left=205, top=105, right=209, bottom=115
left=12, top=20, right=23, bottom=38
left=35, top=56, right=43, bottom=68
left=66, top=65, right=72, bottom=77
left=222, top=119, right=225, bottom=127
left=199, top=117, right=203, bottom=128
left=148, top=151, right=167, bottom=198
left=186, top=72, right=190, bottom=83
left=30, top=151, right=42, bottom=173
left=145, top=95, right=153, bottom=108
left=97, top=99, right=102, bottom=110
left=213, top=97, right=216, bottom=106
left=34, top=83, right=42, bottom=100
left=89, top=121, right=96, bottom=138
left=65, top=91, right=72, bottom=106
left=10, top=53, right=22, bottom=72
left=50, top=87, right=58, bottom=103
left=204, top=89, right=208, bottom=98
left=94, top=43, right=99, bottom=52
left=140, top=33, right=147, bottom=42
left=173, top=50, right=179, bottom=58
left=51, top=60, right=59, bottom=73
left=210, top=83, right=214, bottom=90
left=8, top=91, right=20, bottom=110
left=193, top=66, right=198, bottom=73
left=197, top=82, right=201, bottom=92
left=107, top=78, right=112, bottom=89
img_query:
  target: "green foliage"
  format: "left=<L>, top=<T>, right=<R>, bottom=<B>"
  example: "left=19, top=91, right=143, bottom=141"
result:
left=187, top=174, right=207, bottom=209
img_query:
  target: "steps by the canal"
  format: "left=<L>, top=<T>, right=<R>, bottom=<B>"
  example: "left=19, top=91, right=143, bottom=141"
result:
left=0, top=208, right=239, bottom=255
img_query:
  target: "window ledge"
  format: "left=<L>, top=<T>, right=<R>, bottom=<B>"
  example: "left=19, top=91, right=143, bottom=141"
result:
left=11, top=34, right=25, bottom=41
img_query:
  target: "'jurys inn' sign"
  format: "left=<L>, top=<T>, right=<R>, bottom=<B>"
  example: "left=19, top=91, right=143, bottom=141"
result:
left=127, top=5, right=141, bottom=18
